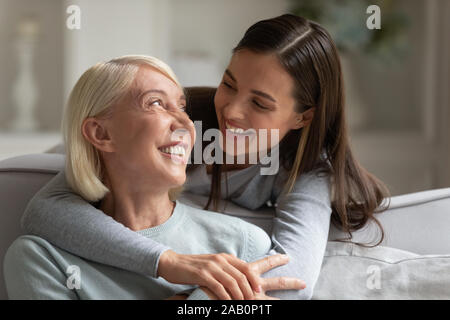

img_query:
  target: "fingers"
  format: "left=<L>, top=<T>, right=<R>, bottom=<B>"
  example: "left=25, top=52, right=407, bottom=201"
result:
left=220, top=263, right=254, bottom=300
left=262, top=277, right=306, bottom=292
left=211, top=268, right=245, bottom=300
left=225, top=255, right=261, bottom=295
left=258, top=295, right=279, bottom=300
left=161, top=252, right=261, bottom=300
left=250, top=254, right=290, bottom=275
left=202, top=275, right=232, bottom=300
left=201, top=254, right=255, bottom=300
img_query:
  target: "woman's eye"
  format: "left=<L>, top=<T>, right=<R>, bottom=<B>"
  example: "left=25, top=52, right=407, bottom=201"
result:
left=253, top=100, right=269, bottom=110
left=222, top=81, right=235, bottom=90
left=144, top=99, right=163, bottom=109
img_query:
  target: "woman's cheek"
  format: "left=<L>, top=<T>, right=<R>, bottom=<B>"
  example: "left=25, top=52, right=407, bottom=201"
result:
left=214, top=89, right=226, bottom=113
left=191, top=125, right=196, bottom=146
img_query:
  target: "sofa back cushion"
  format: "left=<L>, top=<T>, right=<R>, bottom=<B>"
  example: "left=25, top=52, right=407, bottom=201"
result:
left=0, top=154, right=64, bottom=300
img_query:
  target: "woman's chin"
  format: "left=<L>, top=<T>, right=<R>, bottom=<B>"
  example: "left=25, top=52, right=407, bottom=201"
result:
left=165, top=174, right=186, bottom=188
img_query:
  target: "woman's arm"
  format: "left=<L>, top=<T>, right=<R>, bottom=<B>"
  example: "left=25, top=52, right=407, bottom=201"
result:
left=21, top=171, right=261, bottom=299
left=261, top=169, right=332, bottom=300
left=22, top=171, right=169, bottom=278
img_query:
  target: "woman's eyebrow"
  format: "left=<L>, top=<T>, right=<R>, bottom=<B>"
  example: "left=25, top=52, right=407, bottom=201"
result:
left=225, top=69, right=276, bottom=103
left=140, top=89, right=185, bottom=101
left=141, top=89, right=167, bottom=97
left=251, top=90, right=277, bottom=103
left=225, top=69, right=236, bottom=81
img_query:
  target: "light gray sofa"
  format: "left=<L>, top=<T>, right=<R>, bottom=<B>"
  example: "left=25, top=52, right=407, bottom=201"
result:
left=1, top=153, right=450, bottom=300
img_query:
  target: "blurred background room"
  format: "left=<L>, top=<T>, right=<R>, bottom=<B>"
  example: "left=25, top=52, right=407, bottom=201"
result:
left=0, top=0, right=449, bottom=196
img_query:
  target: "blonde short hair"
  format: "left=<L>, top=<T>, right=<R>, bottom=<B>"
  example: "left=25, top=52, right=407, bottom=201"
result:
left=63, top=55, right=181, bottom=202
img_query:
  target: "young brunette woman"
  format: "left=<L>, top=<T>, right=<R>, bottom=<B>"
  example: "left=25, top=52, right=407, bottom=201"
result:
left=21, top=14, right=389, bottom=300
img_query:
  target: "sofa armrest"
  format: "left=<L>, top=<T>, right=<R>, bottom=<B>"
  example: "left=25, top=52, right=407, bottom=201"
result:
left=329, top=188, right=450, bottom=255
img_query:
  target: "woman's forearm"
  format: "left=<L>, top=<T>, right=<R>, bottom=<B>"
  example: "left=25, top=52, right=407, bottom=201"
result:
left=261, top=170, right=332, bottom=299
left=21, top=171, right=170, bottom=277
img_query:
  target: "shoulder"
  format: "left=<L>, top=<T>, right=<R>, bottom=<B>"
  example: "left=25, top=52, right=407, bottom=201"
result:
left=6, top=235, right=54, bottom=254
left=294, top=168, right=331, bottom=194
left=4, top=235, right=59, bottom=265
left=3, top=235, right=78, bottom=300
left=3, top=235, right=66, bottom=287
left=275, top=165, right=331, bottom=202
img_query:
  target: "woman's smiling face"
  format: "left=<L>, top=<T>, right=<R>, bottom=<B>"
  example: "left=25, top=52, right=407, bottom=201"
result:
left=214, top=49, right=304, bottom=158
left=101, top=66, right=195, bottom=189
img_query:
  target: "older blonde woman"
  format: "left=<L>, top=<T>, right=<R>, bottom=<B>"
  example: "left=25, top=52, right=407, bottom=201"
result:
left=4, top=55, right=304, bottom=300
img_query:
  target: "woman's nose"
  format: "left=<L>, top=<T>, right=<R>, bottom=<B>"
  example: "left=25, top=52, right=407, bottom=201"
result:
left=170, top=110, right=191, bottom=130
left=223, top=98, right=245, bottom=121
left=170, top=112, right=195, bottom=144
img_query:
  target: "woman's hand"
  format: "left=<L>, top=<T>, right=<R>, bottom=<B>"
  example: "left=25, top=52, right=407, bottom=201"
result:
left=158, top=250, right=261, bottom=300
left=200, top=254, right=306, bottom=300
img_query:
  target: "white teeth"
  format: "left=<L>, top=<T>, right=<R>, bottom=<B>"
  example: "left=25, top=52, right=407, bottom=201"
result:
left=225, top=122, right=245, bottom=134
left=159, top=145, right=186, bottom=156
left=231, top=128, right=244, bottom=134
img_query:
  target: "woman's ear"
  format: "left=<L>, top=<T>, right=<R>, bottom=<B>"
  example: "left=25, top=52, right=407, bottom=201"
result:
left=293, top=107, right=316, bottom=130
left=81, top=117, right=115, bottom=153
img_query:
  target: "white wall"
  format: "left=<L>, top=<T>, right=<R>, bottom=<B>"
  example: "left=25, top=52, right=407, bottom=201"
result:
left=63, top=0, right=169, bottom=101
left=62, top=0, right=289, bottom=93
left=169, top=0, right=289, bottom=86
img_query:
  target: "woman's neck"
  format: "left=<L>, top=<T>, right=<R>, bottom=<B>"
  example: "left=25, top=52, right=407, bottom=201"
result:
left=100, top=180, right=175, bottom=231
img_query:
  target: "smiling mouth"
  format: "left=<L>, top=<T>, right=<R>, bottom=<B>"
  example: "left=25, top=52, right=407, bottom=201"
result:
left=157, top=142, right=188, bottom=164
left=224, top=121, right=255, bottom=135
left=158, top=145, right=186, bottom=157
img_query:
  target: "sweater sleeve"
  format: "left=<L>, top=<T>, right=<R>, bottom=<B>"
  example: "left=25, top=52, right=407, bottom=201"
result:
left=261, top=169, right=332, bottom=300
left=186, top=288, right=211, bottom=300
left=21, top=171, right=171, bottom=278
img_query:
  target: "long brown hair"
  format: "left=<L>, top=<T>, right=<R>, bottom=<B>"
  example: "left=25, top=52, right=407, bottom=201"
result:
left=194, top=14, right=390, bottom=246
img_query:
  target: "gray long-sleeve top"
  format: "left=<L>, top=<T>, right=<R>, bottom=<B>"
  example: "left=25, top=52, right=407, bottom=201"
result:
left=21, top=160, right=332, bottom=299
